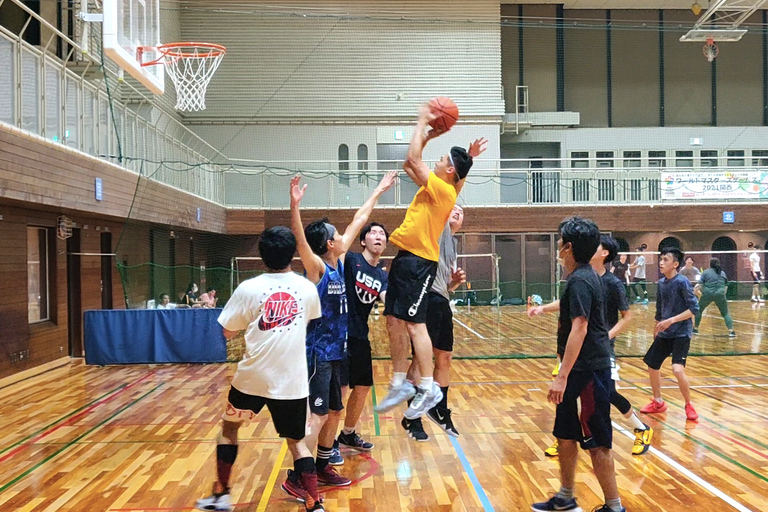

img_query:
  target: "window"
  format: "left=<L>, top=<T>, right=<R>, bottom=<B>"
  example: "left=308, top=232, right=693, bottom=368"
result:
left=623, top=151, right=641, bottom=167
left=649, top=151, right=666, bottom=168
left=357, top=144, right=368, bottom=171
left=701, top=150, right=718, bottom=167
left=727, top=150, right=744, bottom=167
left=675, top=150, right=693, bottom=168
left=28, top=227, right=50, bottom=323
left=596, top=151, right=614, bottom=168
left=338, top=144, right=350, bottom=186
left=532, top=172, right=560, bottom=203
left=571, top=151, right=589, bottom=169
left=752, top=150, right=768, bottom=167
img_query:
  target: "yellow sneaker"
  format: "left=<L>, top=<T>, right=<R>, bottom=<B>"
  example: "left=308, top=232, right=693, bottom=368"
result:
left=551, top=362, right=561, bottom=377
left=544, top=440, right=559, bottom=457
left=632, top=426, right=653, bottom=455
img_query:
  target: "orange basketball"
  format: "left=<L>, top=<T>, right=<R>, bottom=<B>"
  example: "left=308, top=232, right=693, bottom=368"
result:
left=428, top=97, right=459, bottom=132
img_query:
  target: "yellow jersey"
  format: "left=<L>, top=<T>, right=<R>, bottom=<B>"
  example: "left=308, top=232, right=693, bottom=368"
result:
left=390, top=172, right=458, bottom=261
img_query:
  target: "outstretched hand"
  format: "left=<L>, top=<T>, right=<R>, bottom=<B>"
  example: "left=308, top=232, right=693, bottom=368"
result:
left=376, top=170, right=398, bottom=193
left=468, top=138, right=488, bottom=158
left=290, top=175, right=307, bottom=206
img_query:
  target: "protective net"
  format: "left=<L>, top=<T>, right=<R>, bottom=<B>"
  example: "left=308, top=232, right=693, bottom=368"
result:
left=67, top=1, right=768, bottom=359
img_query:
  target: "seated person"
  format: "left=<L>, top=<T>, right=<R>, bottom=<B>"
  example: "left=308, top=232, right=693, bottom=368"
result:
left=183, top=283, right=205, bottom=308
left=199, top=288, right=218, bottom=308
left=156, top=293, right=174, bottom=309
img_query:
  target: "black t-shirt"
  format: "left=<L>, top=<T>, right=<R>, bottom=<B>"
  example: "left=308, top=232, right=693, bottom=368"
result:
left=600, top=271, right=630, bottom=347
left=612, top=260, right=629, bottom=282
left=557, top=264, right=612, bottom=372
left=344, top=251, right=388, bottom=340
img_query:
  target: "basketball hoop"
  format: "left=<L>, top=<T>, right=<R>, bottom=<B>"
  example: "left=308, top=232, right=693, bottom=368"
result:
left=703, top=37, right=719, bottom=63
left=138, top=42, right=226, bottom=112
left=57, top=216, right=73, bottom=240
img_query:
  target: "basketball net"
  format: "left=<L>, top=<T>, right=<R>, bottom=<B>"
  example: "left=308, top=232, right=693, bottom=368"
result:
left=140, top=43, right=226, bottom=112
left=703, top=37, right=719, bottom=63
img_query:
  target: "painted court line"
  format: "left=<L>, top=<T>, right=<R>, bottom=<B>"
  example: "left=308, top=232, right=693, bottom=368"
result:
left=449, top=437, right=495, bottom=512
left=254, top=441, right=287, bottom=512
left=453, top=318, right=487, bottom=339
left=612, top=421, right=756, bottom=512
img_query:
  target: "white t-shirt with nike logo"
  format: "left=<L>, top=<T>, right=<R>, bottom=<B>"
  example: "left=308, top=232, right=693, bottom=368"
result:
left=219, top=272, right=321, bottom=399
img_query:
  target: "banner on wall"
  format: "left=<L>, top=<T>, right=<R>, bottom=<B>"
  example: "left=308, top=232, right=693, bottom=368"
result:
left=662, top=171, right=768, bottom=200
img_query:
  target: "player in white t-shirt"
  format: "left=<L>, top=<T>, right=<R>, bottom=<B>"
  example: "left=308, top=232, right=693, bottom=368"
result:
left=749, top=246, right=764, bottom=303
left=195, top=227, right=324, bottom=512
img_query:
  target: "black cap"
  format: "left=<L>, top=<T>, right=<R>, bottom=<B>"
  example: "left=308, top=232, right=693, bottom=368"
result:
left=450, top=146, right=473, bottom=180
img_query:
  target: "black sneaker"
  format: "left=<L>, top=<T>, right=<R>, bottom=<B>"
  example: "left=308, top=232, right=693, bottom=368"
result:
left=337, top=430, right=374, bottom=451
left=692, top=328, right=699, bottom=334
left=426, top=406, right=459, bottom=437
left=729, top=330, right=737, bottom=337
left=401, top=417, right=429, bottom=441
left=591, top=506, right=625, bottom=512
left=531, top=495, right=582, bottom=511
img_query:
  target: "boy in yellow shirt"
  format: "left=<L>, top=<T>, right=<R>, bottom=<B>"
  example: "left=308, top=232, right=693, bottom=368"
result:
left=375, top=103, right=486, bottom=420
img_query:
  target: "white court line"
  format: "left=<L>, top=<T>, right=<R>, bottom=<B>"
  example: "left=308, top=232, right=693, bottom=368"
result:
left=453, top=318, right=487, bottom=339
left=619, top=385, right=751, bottom=390
left=703, top=313, right=766, bottom=327
left=612, top=421, right=756, bottom=512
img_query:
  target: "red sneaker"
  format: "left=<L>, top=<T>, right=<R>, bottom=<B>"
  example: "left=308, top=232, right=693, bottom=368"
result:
left=685, top=402, right=699, bottom=421
left=281, top=471, right=324, bottom=504
left=317, top=466, right=351, bottom=487
left=640, top=399, right=667, bottom=414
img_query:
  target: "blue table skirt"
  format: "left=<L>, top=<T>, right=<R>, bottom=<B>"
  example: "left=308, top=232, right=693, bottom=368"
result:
left=84, top=308, right=227, bottom=365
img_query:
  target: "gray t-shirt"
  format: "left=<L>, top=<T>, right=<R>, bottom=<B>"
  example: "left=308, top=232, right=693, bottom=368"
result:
left=633, top=255, right=646, bottom=279
left=431, top=224, right=458, bottom=299
left=680, top=266, right=701, bottom=283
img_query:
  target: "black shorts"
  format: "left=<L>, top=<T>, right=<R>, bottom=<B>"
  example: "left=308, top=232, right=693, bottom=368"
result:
left=347, top=337, right=373, bottom=388
left=752, top=271, right=764, bottom=284
left=224, top=386, right=308, bottom=440
left=426, top=292, right=454, bottom=352
left=308, top=359, right=344, bottom=415
left=553, top=368, right=613, bottom=450
left=339, top=353, right=350, bottom=388
left=643, top=335, right=691, bottom=369
left=384, top=251, right=438, bottom=324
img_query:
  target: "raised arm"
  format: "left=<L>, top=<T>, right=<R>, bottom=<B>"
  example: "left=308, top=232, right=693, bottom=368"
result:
left=404, top=104, right=442, bottom=187
left=290, top=176, right=326, bottom=284
left=455, top=138, right=488, bottom=195
left=339, top=171, right=397, bottom=253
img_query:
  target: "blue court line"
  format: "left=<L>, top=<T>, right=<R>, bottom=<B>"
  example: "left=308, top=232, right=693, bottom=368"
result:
left=449, top=436, right=496, bottom=512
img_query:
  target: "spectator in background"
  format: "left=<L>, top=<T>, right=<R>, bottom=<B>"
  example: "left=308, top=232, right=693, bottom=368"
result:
left=183, top=283, right=205, bottom=307
left=693, top=258, right=735, bottom=338
left=199, top=288, right=218, bottom=308
left=156, top=294, right=172, bottom=309
left=679, top=257, right=701, bottom=285
left=749, top=246, right=765, bottom=303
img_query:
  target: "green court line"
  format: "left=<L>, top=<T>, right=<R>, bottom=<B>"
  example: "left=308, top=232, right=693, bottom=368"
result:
left=0, top=383, right=162, bottom=495
left=618, top=370, right=768, bottom=455
left=370, top=383, right=381, bottom=436
left=0, top=382, right=128, bottom=458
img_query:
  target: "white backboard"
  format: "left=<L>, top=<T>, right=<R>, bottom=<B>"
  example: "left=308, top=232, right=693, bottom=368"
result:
left=103, top=0, right=164, bottom=94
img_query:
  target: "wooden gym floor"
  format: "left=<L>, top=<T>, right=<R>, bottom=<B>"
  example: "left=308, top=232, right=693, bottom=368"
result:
left=2, top=302, right=768, bottom=512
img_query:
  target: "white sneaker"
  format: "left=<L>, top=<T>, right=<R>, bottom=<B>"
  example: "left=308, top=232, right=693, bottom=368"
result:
left=404, top=382, right=443, bottom=420
left=196, top=493, right=233, bottom=511
left=374, top=381, right=416, bottom=413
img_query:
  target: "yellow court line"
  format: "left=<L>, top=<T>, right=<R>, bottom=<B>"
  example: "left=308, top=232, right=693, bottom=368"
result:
left=255, top=440, right=288, bottom=512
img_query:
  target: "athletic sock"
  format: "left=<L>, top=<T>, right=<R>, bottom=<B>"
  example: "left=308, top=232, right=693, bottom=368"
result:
left=392, top=372, right=406, bottom=387
left=606, top=497, right=623, bottom=512
left=555, top=486, right=574, bottom=500
left=216, top=444, right=238, bottom=492
left=420, top=377, right=434, bottom=391
left=654, top=397, right=664, bottom=404
left=628, top=411, right=646, bottom=430
left=315, top=445, right=333, bottom=472
left=437, top=386, right=449, bottom=410
left=342, top=426, right=355, bottom=435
